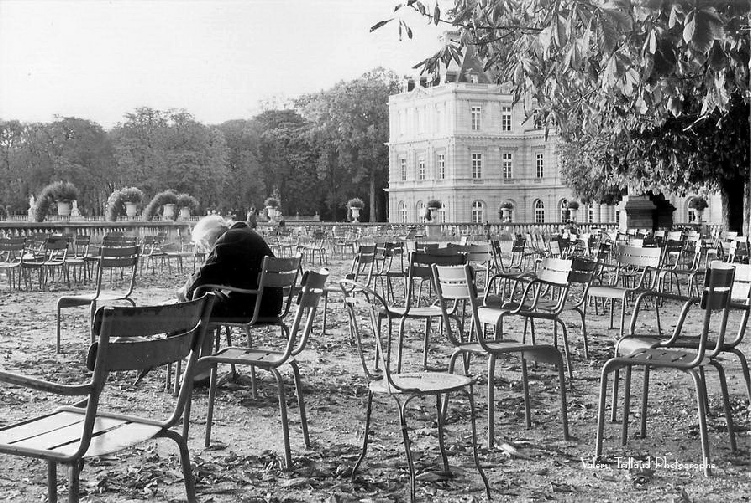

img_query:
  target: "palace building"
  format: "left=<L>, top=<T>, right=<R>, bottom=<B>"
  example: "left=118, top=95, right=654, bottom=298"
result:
left=386, top=33, right=719, bottom=228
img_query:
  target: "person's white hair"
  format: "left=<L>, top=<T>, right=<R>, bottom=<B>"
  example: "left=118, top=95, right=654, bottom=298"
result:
left=191, top=215, right=230, bottom=252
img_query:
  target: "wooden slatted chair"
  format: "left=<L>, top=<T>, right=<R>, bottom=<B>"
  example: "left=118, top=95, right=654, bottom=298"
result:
left=0, top=294, right=216, bottom=503
left=56, top=245, right=139, bottom=353
left=199, top=269, right=328, bottom=469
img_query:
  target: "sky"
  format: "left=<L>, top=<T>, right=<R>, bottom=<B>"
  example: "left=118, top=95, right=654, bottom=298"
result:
left=0, top=0, right=444, bottom=129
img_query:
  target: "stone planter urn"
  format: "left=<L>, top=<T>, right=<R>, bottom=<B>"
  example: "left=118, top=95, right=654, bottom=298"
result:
left=125, top=202, right=138, bottom=218
left=179, top=207, right=191, bottom=220
left=57, top=200, right=71, bottom=218
left=351, top=207, right=361, bottom=222
left=162, top=203, right=176, bottom=219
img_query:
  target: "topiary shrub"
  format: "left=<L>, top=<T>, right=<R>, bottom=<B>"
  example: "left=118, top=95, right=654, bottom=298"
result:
left=104, top=187, right=144, bottom=221
left=689, top=197, right=708, bottom=211
left=426, top=199, right=442, bottom=210
left=176, top=193, right=199, bottom=213
left=347, top=197, right=364, bottom=209
left=264, top=197, right=279, bottom=208
left=34, top=181, right=79, bottom=222
left=143, top=190, right=179, bottom=221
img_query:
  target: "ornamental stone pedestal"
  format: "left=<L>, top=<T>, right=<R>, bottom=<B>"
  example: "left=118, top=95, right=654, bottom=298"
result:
left=621, top=191, right=675, bottom=231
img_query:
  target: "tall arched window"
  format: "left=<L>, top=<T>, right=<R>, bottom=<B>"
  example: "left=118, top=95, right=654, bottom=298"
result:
left=416, top=200, right=426, bottom=222
left=437, top=203, right=447, bottom=223
left=534, top=199, right=545, bottom=223
left=471, top=201, right=484, bottom=223
left=398, top=201, right=407, bottom=223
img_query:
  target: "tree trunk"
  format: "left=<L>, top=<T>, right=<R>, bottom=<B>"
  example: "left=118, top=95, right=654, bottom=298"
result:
left=369, top=177, right=376, bottom=223
left=719, top=175, right=746, bottom=234
left=745, top=174, right=751, bottom=236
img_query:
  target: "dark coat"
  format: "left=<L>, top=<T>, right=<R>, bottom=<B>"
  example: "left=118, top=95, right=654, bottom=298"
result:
left=187, top=222, right=282, bottom=320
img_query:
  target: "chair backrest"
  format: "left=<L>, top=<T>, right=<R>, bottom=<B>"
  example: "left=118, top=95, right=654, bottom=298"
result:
left=692, top=263, right=735, bottom=361
left=432, top=264, right=478, bottom=348
left=252, top=254, right=302, bottom=321
left=403, top=249, right=467, bottom=308
left=102, top=233, right=138, bottom=247
left=660, top=239, right=685, bottom=268
left=341, top=279, right=421, bottom=382
left=614, top=244, right=662, bottom=268
left=535, top=257, right=572, bottom=286
left=0, top=236, right=25, bottom=261
left=44, top=236, right=69, bottom=261
left=83, top=294, right=216, bottom=450
left=287, top=269, right=328, bottom=357
left=347, top=244, right=377, bottom=284
left=73, top=235, right=91, bottom=258
left=94, top=245, right=140, bottom=296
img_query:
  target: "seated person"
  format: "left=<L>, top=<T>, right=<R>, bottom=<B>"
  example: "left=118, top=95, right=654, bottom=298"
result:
left=178, top=216, right=282, bottom=384
left=178, top=215, right=282, bottom=320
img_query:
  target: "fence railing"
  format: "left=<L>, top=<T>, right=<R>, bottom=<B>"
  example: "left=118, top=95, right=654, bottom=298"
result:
left=0, top=218, right=718, bottom=245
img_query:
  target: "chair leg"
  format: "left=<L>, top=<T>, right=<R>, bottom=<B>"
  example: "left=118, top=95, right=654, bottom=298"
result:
left=162, top=429, right=198, bottom=503
left=290, top=360, right=311, bottom=449
left=322, top=290, right=329, bottom=334
left=554, top=350, right=571, bottom=440
left=595, top=362, right=615, bottom=460
left=204, top=364, right=219, bottom=448
left=731, top=348, right=751, bottom=404
left=557, top=319, right=574, bottom=379
left=487, top=355, right=497, bottom=449
left=423, top=317, right=431, bottom=370
left=688, top=369, right=712, bottom=476
left=462, top=386, right=491, bottom=500
left=48, top=462, right=57, bottom=503
left=710, top=360, right=737, bottom=453
left=521, top=357, right=532, bottom=429
left=271, top=367, right=293, bottom=470
left=56, top=302, right=63, bottom=354
left=396, top=398, right=416, bottom=503
left=352, top=391, right=374, bottom=481
left=639, top=366, right=650, bottom=439
left=621, top=366, right=632, bottom=445
left=576, top=307, right=590, bottom=359
left=68, top=462, right=80, bottom=503
left=610, top=367, right=620, bottom=422
left=435, top=394, right=450, bottom=473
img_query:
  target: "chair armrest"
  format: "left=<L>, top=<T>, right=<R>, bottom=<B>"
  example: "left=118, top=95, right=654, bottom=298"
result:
left=625, top=290, right=699, bottom=341
left=193, top=284, right=261, bottom=298
left=0, top=370, right=93, bottom=396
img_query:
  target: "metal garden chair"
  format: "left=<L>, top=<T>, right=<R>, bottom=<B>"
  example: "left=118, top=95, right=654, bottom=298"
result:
left=595, top=264, right=739, bottom=476
left=199, top=269, right=328, bottom=469
left=340, top=279, right=490, bottom=502
left=0, top=294, right=215, bottom=503
left=56, top=245, right=139, bottom=353
left=433, top=263, right=570, bottom=448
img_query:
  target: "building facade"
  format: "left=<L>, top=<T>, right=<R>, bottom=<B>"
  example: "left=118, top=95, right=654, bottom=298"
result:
left=386, top=36, right=719, bottom=228
left=386, top=44, right=619, bottom=225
